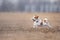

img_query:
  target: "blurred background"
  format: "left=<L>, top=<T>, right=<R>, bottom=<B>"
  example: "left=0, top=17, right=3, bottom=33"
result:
left=0, top=0, right=60, bottom=12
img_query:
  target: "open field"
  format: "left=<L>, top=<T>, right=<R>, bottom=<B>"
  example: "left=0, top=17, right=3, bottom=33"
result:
left=0, top=12, right=60, bottom=40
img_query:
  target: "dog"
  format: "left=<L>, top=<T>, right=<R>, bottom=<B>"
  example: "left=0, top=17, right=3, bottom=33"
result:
left=32, top=15, right=42, bottom=28
left=42, top=18, right=52, bottom=28
left=32, top=15, right=52, bottom=28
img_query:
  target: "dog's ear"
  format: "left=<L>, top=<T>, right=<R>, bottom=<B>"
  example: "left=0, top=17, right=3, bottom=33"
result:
left=32, top=19, right=35, bottom=21
left=34, top=15, right=39, bottom=18
left=44, top=18, right=48, bottom=21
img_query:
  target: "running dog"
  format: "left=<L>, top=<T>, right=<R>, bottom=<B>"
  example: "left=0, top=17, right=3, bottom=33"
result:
left=32, top=15, right=52, bottom=28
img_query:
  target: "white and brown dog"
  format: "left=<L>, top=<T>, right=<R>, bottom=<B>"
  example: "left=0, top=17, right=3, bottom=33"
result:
left=42, top=18, right=52, bottom=28
left=32, top=15, right=42, bottom=28
left=32, top=15, right=52, bottom=28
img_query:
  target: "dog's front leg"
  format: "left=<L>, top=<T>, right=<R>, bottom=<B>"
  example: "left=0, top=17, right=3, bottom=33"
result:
left=33, top=25, right=38, bottom=28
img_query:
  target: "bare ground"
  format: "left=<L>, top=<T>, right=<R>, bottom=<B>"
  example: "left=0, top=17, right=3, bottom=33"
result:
left=0, top=12, right=60, bottom=40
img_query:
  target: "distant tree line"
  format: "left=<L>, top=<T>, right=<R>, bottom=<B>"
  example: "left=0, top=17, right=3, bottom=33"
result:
left=0, top=0, right=60, bottom=12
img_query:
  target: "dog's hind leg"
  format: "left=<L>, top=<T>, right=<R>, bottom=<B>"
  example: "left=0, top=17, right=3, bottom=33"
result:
left=47, top=23, right=52, bottom=28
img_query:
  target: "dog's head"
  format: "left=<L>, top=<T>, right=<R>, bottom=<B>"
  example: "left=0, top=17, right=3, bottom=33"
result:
left=34, top=15, right=39, bottom=19
left=43, top=18, right=48, bottom=22
left=32, top=15, right=39, bottom=22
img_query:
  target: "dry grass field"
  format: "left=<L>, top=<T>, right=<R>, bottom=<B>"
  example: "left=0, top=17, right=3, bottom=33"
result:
left=0, top=12, right=60, bottom=40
